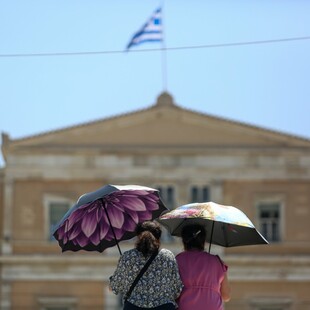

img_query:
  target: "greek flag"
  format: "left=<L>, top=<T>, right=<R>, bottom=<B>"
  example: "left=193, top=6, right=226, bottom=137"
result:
left=126, top=8, right=162, bottom=50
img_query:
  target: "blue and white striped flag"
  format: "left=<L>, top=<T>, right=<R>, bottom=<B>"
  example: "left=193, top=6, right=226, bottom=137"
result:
left=126, top=8, right=163, bottom=50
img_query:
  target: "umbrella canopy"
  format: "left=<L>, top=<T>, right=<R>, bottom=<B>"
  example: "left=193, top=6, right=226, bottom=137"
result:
left=157, top=201, right=268, bottom=252
left=53, top=184, right=167, bottom=254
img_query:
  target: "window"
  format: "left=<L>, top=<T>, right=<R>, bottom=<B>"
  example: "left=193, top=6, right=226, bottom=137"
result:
left=257, top=201, right=282, bottom=242
left=48, top=202, right=70, bottom=240
left=44, top=195, right=73, bottom=241
left=156, top=185, right=176, bottom=210
left=155, top=185, right=176, bottom=242
left=190, top=185, right=210, bottom=203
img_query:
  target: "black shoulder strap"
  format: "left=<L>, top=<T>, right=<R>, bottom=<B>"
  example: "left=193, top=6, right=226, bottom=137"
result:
left=124, top=250, right=159, bottom=301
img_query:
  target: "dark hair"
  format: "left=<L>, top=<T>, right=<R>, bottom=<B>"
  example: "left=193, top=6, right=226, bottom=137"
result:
left=181, top=224, right=206, bottom=251
left=135, top=221, right=161, bottom=257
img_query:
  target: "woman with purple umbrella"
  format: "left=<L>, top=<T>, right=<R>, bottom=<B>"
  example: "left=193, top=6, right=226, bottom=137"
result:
left=176, top=224, right=231, bottom=310
left=109, top=221, right=183, bottom=309
left=53, top=185, right=168, bottom=255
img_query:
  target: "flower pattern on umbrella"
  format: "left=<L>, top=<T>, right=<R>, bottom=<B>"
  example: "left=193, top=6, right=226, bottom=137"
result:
left=157, top=201, right=268, bottom=250
left=54, top=188, right=164, bottom=252
left=160, top=202, right=254, bottom=228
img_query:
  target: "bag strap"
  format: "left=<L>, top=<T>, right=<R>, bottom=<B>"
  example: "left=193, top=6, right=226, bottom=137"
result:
left=124, top=250, right=159, bottom=301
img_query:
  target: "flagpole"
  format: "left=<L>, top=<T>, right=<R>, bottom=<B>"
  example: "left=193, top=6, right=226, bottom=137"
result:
left=161, top=2, right=167, bottom=91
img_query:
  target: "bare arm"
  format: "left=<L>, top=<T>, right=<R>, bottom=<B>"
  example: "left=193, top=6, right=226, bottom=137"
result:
left=220, top=273, right=231, bottom=302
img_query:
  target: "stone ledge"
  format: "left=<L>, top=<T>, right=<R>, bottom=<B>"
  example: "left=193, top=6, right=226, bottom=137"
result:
left=0, top=254, right=118, bottom=265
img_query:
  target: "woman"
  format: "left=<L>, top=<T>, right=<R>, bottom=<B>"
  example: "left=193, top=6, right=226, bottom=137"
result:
left=176, top=224, right=231, bottom=310
left=109, top=221, right=183, bottom=309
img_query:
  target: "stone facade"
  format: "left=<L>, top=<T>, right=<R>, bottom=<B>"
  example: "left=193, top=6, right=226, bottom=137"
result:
left=1, top=92, right=310, bottom=309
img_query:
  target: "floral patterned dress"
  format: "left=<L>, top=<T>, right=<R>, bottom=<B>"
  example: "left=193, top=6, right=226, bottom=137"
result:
left=109, top=248, right=183, bottom=308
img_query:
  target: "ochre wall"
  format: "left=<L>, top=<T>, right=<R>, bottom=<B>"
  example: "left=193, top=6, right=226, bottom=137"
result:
left=11, top=280, right=105, bottom=310
left=224, top=180, right=310, bottom=255
left=12, top=179, right=109, bottom=254
left=225, top=281, right=310, bottom=310
left=0, top=171, right=3, bottom=249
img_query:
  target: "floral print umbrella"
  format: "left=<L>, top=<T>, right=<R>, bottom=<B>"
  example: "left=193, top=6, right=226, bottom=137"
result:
left=53, top=184, right=167, bottom=254
left=157, top=201, right=268, bottom=252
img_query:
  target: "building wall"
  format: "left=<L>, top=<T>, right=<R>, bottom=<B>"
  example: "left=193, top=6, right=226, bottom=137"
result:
left=3, top=174, right=310, bottom=309
left=225, top=281, right=310, bottom=310
left=0, top=168, right=4, bottom=250
left=11, top=179, right=107, bottom=254
left=224, top=180, right=310, bottom=255
left=0, top=168, right=4, bottom=309
left=1, top=99, right=310, bottom=309
left=11, top=280, right=105, bottom=310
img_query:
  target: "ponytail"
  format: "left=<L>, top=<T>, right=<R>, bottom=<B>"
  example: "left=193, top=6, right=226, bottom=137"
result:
left=135, top=221, right=161, bottom=257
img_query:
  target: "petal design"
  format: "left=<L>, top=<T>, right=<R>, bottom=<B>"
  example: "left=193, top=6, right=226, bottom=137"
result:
left=106, top=203, right=125, bottom=229
left=113, top=228, right=126, bottom=240
left=68, top=224, right=82, bottom=241
left=55, top=224, right=66, bottom=239
left=90, top=227, right=101, bottom=246
left=126, top=209, right=139, bottom=224
left=122, top=214, right=137, bottom=232
left=140, top=192, right=159, bottom=202
left=96, top=205, right=104, bottom=222
left=99, top=212, right=110, bottom=239
left=119, top=196, right=147, bottom=211
left=137, top=210, right=153, bottom=222
left=76, top=233, right=90, bottom=247
left=66, top=208, right=87, bottom=231
left=63, top=233, right=68, bottom=245
left=142, top=199, right=160, bottom=211
left=81, top=208, right=98, bottom=237
left=53, top=186, right=167, bottom=252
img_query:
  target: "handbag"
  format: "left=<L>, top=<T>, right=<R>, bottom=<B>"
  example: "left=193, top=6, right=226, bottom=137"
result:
left=123, top=250, right=175, bottom=310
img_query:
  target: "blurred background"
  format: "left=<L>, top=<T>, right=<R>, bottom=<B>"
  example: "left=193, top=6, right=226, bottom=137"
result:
left=1, top=1, right=310, bottom=309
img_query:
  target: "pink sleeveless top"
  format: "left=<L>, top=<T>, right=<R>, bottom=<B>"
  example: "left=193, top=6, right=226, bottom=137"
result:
left=176, top=250, right=228, bottom=310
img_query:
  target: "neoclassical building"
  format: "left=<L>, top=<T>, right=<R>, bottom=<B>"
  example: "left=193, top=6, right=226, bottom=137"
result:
left=1, top=92, right=310, bottom=309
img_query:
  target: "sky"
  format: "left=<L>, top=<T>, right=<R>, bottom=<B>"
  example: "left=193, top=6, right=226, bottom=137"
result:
left=1, top=0, right=310, bottom=167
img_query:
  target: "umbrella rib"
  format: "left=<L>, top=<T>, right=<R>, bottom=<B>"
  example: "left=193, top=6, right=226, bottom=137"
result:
left=101, top=198, right=122, bottom=255
left=222, top=224, right=228, bottom=247
left=208, top=221, right=215, bottom=253
left=172, top=219, right=187, bottom=235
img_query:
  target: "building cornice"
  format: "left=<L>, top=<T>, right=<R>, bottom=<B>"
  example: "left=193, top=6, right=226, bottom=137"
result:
left=1, top=254, right=310, bottom=282
left=0, top=254, right=118, bottom=265
left=1, top=254, right=309, bottom=266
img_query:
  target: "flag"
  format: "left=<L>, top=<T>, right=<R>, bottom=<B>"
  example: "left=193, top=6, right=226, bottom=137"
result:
left=126, top=8, right=163, bottom=50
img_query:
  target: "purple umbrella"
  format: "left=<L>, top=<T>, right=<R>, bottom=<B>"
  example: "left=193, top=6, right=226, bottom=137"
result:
left=53, top=184, right=167, bottom=255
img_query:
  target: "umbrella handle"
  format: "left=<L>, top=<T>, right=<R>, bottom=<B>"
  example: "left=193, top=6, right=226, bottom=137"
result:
left=208, top=221, right=215, bottom=253
left=101, top=199, right=122, bottom=255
